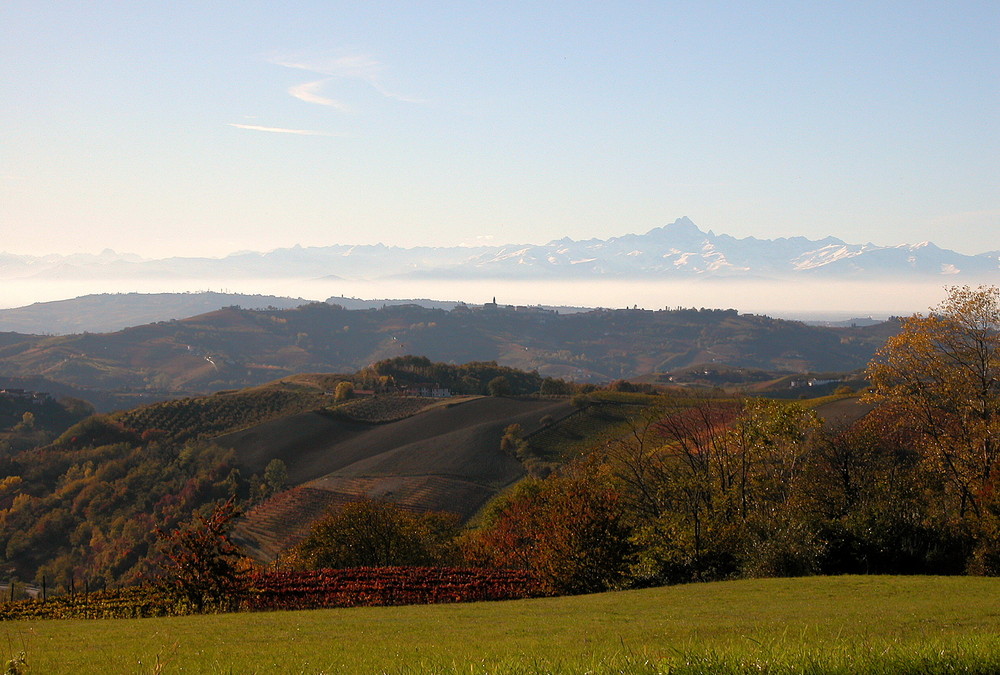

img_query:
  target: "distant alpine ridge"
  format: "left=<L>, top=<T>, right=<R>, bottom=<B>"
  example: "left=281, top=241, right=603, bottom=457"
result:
left=3, top=218, right=997, bottom=282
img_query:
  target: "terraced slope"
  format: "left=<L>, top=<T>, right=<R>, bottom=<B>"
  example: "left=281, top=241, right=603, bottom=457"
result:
left=228, top=396, right=574, bottom=560
left=232, top=487, right=349, bottom=560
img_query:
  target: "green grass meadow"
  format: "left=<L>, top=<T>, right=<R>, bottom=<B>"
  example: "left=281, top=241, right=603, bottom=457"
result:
left=4, top=576, right=1000, bottom=674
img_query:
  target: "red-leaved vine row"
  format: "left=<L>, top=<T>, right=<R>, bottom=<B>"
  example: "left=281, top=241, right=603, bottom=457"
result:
left=242, top=567, right=546, bottom=612
left=0, top=567, right=546, bottom=620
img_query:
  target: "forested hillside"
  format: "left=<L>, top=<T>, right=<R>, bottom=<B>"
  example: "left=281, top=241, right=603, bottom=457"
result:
left=0, top=360, right=569, bottom=588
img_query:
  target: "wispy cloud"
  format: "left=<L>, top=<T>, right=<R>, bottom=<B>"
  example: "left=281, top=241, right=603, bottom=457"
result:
left=273, top=54, right=384, bottom=81
left=269, top=52, right=423, bottom=106
left=228, top=123, right=339, bottom=137
left=370, top=81, right=424, bottom=104
left=288, top=79, right=351, bottom=111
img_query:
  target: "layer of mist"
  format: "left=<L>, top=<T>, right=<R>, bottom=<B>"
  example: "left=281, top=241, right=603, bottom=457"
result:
left=2, top=277, right=957, bottom=322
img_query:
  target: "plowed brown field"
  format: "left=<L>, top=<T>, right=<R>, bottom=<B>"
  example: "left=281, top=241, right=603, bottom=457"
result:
left=225, top=396, right=574, bottom=560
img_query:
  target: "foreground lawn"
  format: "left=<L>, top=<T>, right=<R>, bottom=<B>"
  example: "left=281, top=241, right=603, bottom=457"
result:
left=3, top=575, right=1000, bottom=674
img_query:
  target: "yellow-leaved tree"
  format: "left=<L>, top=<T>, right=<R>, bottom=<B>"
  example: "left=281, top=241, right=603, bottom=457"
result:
left=864, top=285, right=1000, bottom=521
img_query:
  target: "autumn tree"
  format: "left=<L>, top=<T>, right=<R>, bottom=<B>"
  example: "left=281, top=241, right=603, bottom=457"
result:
left=463, top=467, right=634, bottom=594
left=12, top=412, right=35, bottom=432
left=288, top=498, right=459, bottom=569
left=262, top=458, right=288, bottom=497
left=599, top=396, right=822, bottom=583
left=487, top=376, right=511, bottom=397
left=864, top=285, right=1000, bottom=519
left=156, top=497, right=246, bottom=612
left=334, top=380, right=354, bottom=402
left=799, top=412, right=967, bottom=575
left=499, top=423, right=526, bottom=456
left=539, top=377, right=573, bottom=395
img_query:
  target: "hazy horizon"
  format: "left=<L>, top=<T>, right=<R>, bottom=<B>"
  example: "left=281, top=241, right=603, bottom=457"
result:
left=1, top=276, right=962, bottom=323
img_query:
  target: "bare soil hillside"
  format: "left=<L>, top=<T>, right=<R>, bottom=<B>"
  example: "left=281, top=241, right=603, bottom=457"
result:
left=813, top=397, right=875, bottom=429
left=228, top=396, right=574, bottom=560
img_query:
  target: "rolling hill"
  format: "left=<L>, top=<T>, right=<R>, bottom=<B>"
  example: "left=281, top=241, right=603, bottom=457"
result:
left=0, top=348, right=886, bottom=591
left=0, top=301, right=899, bottom=398
left=0, top=361, right=585, bottom=583
left=104, top=370, right=645, bottom=563
left=224, top=395, right=576, bottom=560
left=0, top=292, right=311, bottom=335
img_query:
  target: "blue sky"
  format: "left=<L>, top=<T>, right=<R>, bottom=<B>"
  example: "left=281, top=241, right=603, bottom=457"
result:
left=3, top=1, right=998, bottom=258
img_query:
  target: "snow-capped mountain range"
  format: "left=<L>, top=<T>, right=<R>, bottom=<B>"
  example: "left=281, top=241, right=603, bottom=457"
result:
left=454, top=218, right=998, bottom=279
left=2, top=218, right=997, bottom=282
